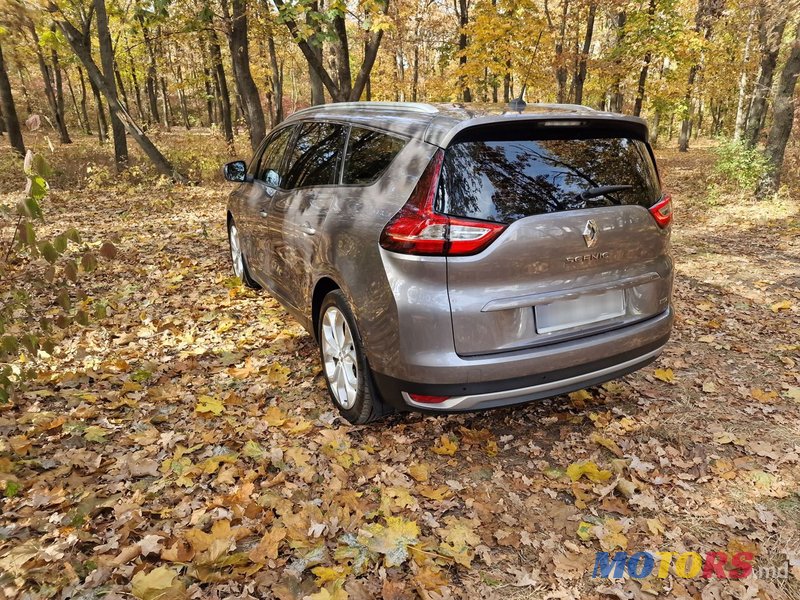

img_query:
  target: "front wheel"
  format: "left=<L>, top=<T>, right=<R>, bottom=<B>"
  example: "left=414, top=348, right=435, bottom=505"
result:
left=318, top=290, right=385, bottom=424
left=228, top=219, right=260, bottom=289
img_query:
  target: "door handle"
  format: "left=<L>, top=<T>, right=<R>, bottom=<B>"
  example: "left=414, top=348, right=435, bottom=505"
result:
left=301, top=223, right=317, bottom=236
left=259, top=210, right=268, bottom=218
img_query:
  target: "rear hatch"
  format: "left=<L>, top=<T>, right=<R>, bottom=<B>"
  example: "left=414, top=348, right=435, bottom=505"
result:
left=439, top=120, right=672, bottom=356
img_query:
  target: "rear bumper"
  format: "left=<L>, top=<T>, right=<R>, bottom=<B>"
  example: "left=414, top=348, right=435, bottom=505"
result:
left=372, top=307, right=672, bottom=411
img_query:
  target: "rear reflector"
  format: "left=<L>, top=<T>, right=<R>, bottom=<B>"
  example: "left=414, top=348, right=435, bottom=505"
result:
left=379, top=150, right=506, bottom=256
left=407, top=393, right=450, bottom=404
left=649, top=194, right=672, bottom=228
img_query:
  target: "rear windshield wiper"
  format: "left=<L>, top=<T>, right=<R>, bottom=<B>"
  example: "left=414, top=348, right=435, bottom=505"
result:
left=579, top=185, right=633, bottom=201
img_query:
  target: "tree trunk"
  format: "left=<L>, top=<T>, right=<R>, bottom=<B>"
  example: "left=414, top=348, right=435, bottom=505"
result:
left=267, top=32, right=283, bottom=124
left=0, top=43, right=25, bottom=156
left=227, top=0, right=266, bottom=149
left=78, top=67, right=93, bottom=135
left=632, top=0, right=656, bottom=116
left=757, top=22, right=800, bottom=195
left=555, top=0, right=570, bottom=103
left=50, top=35, right=71, bottom=143
left=129, top=50, right=145, bottom=123
left=90, top=77, right=108, bottom=142
left=30, top=23, right=71, bottom=143
left=209, top=30, right=234, bottom=144
left=650, top=109, right=660, bottom=144
left=138, top=15, right=160, bottom=124
left=457, top=0, right=471, bottom=102
left=503, top=61, right=511, bottom=102
left=56, top=17, right=186, bottom=182
left=679, top=0, right=723, bottom=152
left=95, top=0, right=128, bottom=169
left=745, top=8, right=787, bottom=147
left=270, top=0, right=388, bottom=102
left=160, top=76, right=171, bottom=129
left=333, top=13, right=353, bottom=100
left=609, top=11, right=626, bottom=111
left=176, top=63, right=191, bottom=130
left=65, top=67, right=87, bottom=133
left=17, top=66, right=34, bottom=114
left=734, top=9, right=756, bottom=140
left=309, top=55, right=325, bottom=105
left=574, top=2, right=596, bottom=105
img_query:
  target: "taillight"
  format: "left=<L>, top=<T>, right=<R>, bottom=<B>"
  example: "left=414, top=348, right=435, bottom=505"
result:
left=380, top=150, right=506, bottom=256
left=649, top=194, right=672, bottom=229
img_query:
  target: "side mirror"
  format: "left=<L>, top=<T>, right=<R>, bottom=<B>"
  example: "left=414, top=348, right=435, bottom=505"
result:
left=223, top=160, right=248, bottom=183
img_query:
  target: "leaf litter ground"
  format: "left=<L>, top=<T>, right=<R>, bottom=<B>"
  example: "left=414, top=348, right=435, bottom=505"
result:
left=1, top=134, right=799, bottom=600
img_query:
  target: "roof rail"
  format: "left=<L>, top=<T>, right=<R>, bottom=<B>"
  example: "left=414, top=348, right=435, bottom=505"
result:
left=290, top=101, right=439, bottom=117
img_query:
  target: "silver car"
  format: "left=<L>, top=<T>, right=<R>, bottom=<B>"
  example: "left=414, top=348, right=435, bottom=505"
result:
left=224, top=102, right=674, bottom=424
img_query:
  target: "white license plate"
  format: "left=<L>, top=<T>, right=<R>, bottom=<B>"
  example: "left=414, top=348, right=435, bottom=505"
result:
left=535, top=290, right=626, bottom=334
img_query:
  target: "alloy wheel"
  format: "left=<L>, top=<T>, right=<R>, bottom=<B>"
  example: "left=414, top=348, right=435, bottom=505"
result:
left=229, top=223, right=244, bottom=279
left=321, top=306, right=358, bottom=409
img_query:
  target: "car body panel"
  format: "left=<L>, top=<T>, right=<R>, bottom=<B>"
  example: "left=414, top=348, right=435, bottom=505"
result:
left=225, top=101, right=674, bottom=411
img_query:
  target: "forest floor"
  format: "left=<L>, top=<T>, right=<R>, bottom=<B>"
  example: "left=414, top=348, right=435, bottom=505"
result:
left=1, top=130, right=799, bottom=600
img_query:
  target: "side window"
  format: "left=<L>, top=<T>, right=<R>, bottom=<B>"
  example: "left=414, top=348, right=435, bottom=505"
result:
left=258, top=126, right=295, bottom=188
left=342, top=127, right=407, bottom=185
left=247, top=138, right=269, bottom=178
left=282, top=122, right=347, bottom=190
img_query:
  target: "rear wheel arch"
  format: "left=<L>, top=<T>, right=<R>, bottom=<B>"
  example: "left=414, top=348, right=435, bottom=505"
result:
left=312, top=277, right=341, bottom=341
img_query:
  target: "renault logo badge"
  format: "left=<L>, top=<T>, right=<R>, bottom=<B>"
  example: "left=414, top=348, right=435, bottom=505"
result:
left=583, top=219, right=598, bottom=248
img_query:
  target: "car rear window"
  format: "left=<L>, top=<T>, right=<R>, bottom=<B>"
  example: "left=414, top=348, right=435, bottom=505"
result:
left=437, top=137, right=661, bottom=224
left=342, top=127, right=406, bottom=185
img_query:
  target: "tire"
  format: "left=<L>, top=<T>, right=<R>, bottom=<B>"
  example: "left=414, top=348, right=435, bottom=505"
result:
left=317, top=290, right=386, bottom=424
left=228, top=218, right=260, bottom=289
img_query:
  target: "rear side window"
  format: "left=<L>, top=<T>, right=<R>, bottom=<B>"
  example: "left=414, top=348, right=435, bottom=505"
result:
left=283, top=122, right=346, bottom=190
left=438, top=137, right=661, bottom=224
left=342, top=127, right=406, bottom=185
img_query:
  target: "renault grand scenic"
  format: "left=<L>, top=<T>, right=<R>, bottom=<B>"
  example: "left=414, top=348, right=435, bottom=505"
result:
left=223, top=102, right=674, bottom=424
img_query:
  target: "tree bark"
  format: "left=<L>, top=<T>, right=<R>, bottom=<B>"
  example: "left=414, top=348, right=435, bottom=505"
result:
left=78, top=67, right=92, bottom=134
left=267, top=31, right=283, bottom=124
left=456, top=0, right=471, bottom=101
left=554, top=0, right=571, bottom=103
left=757, top=22, right=800, bottom=194
left=632, top=0, right=656, bottom=116
left=209, top=29, right=234, bottom=144
left=574, top=1, right=596, bottom=105
left=138, top=14, right=160, bottom=124
left=176, top=63, right=191, bottom=130
left=95, top=0, right=128, bottom=169
left=54, top=15, right=186, bottom=182
left=29, top=23, right=71, bottom=143
left=226, top=0, right=266, bottom=149
left=90, top=78, right=108, bottom=141
left=128, top=49, right=145, bottom=123
left=0, top=43, right=25, bottom=157
left=679, top=0, right=724, bottom=152
left=745, top=6, right=787, bottom=147
left=734, top=10, right=756, bottom=140
left=609, top=10, right=626, bottom=112
left=65, top=67, right=87, bottom=133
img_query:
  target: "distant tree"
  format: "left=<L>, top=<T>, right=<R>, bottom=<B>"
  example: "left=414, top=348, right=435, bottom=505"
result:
left=269, top=0, right=390, bottom=102
left=757, top=22, right=800, bottom=195
left=0, top=42, right=26, bottom=156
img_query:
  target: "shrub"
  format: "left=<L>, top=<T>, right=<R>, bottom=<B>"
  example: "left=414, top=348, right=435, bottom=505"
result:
left=712, top=139, right=770, bottom=190
left=0, top=153, right=113, bottom=403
